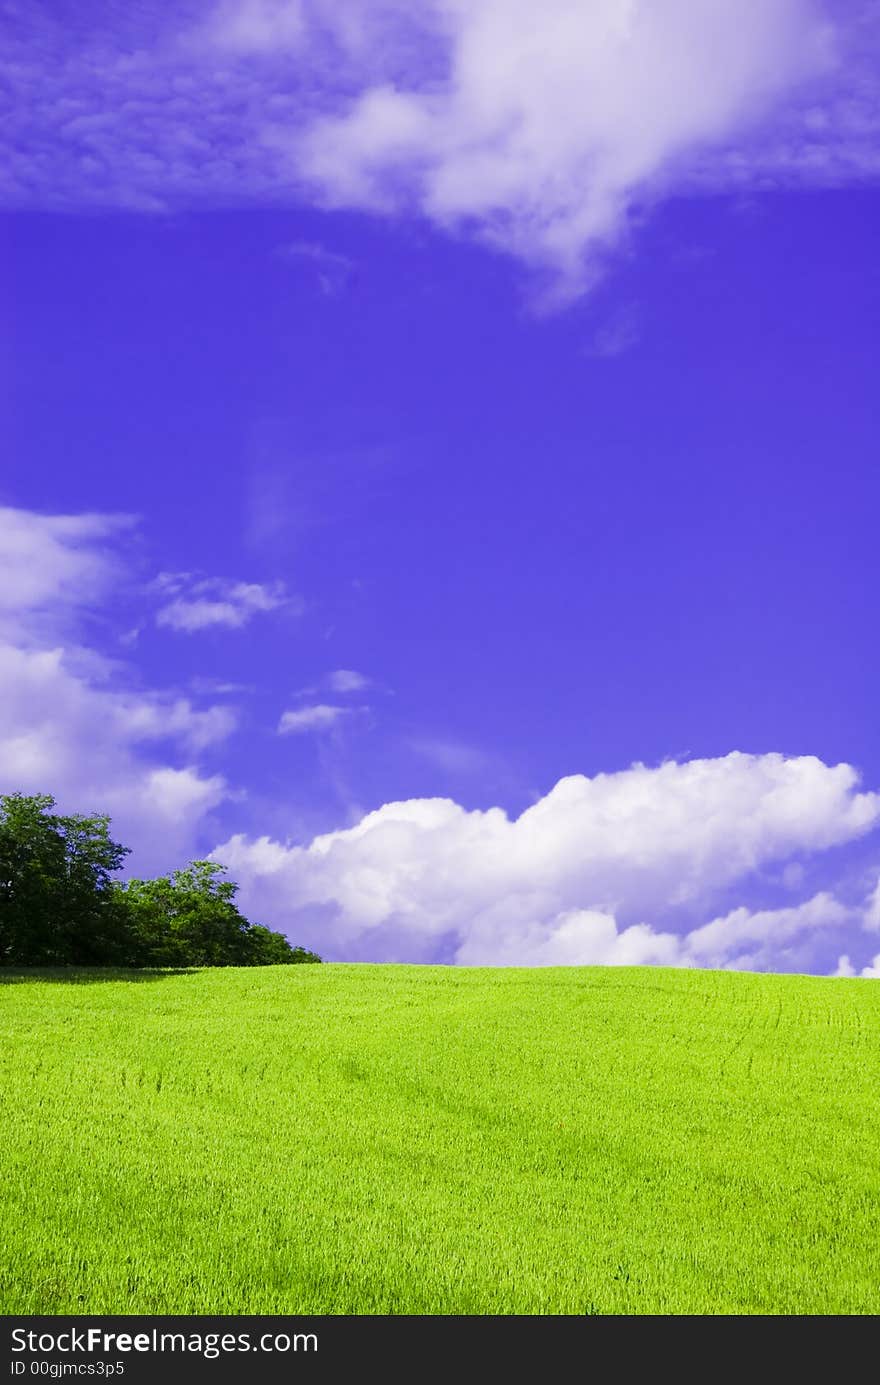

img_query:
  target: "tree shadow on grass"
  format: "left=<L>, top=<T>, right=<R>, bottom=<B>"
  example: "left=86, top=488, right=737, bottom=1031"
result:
left=0, top=968, right=199, bottom=985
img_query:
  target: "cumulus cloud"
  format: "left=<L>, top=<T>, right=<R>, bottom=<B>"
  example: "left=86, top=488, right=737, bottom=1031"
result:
left=278, top=704, right=352, bottom=734
left=0, top=508, right=238, bottom=872
left=454, top=893, right=849, bottom=969
left=3, top=3, right=879, bottom=298
left=831, top=876, right=880, bottom=976
left=683, top=892, right=851, bottom=971
left=456, top=907, right=686, bottom=968
left=139, top=766, right=229, bottom=826
left=832, top=954, right=856, bottom=977
left=154, top=572, right=295, bottom=631
left=833, top=953, right=880, bottom=979
left=211, top=751, right=880, bottom=964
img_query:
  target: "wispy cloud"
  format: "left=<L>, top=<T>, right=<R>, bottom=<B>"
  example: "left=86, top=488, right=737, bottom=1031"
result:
left=585, top=303, right=641, bottom=359
left=154, top=572, right=297, bottom=632
left=407, top=734, right=491, bottom=776
left=188, top=676, right=257, bottom=697
left=865, top=875, right=880, bottom=932
left=288, top=669, right=376, bottom=701
left=3, top=3, right=879, bottom=298
left=326, top=668, right=371, bottom=693
left=0, top=504, right=137, bottom=644
left=277, top=240, right=354, bottom=295
left=278, top=703, right=353, bottom=734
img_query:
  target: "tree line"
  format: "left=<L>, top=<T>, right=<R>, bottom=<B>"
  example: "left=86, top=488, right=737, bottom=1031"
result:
left=0, top=793, right=321, bottom=968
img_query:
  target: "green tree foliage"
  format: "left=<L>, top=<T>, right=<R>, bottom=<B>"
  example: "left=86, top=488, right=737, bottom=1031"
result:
left=114, top=861, right=320, bottom=968
left=0, top=794, right=320, bottom=969
left=0, top=793, right=130, bottom=965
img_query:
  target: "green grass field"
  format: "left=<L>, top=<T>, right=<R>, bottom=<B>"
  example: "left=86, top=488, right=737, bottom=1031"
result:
left=1, top=963, right=879, bottom=1315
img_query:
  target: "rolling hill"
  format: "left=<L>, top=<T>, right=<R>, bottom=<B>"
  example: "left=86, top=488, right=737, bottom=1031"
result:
left=1, top=963, right=878, bottom=1314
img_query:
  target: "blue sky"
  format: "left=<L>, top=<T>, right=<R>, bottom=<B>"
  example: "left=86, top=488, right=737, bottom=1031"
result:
left=2, top=0, right=879, bottom=973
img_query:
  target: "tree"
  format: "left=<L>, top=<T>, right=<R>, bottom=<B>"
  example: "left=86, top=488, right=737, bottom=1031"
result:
left=0, top=794, right=130, bottom=965
left=112, top=860, right=320, bottom=968
left=0, top=793, right=320, bottom=968
left=244, top=925, right=322, bottom=967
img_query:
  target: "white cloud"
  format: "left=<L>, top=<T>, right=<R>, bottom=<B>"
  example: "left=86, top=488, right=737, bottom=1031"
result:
left=829, top=876, right=880, bottom=976
left=0, top=641, right=235, bottom=870
left=211, top=751, right=880, bottom=964
left=188, top=676, right=256, bottom=697
left=110, top=692, right=237, bottom=752
left=4, top=3, right=879, bottom=300
left=326, top=668, right=371, bottom=693
left=278, top=703, right=351, bottom=733
left=683, top=892, right=850, bottom=971
left=456, top=907, right=686, bottom=968
left=157, top=598, right=257, bottom=632
left=293, top=0, right=833, bottom=297
left=455, top=893, right=848, bottom=968
left=140, top=766, right=229, bottom=825
left=0, top=505, right=136, bottom=642
left=154, top=573, right=294, bottom=631
left=833, top=952, right=880, bottom=979
left=0, top=508, right=238, bottom=872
